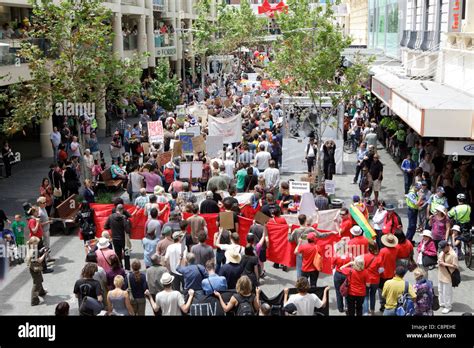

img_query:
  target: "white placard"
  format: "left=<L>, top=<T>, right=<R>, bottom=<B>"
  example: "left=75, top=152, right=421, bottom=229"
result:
left=324, top=179, right=336, bottom=195
left=186, top=125, right=201, bottom=137
left=179, top=161, right=203, bottom=179
left=289, top=181, right=311, bottom=196
left=206, top=135, right=224, bottom=157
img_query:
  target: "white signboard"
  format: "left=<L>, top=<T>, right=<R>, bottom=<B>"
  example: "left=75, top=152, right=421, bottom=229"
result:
left=186, top=125, right=201, bottom=137
left=324, top=179, right=336, bottom=195
left=206, top=135, right=224, bottom=158
left=443, top=140, right=474, bottom=157
left=180, top=161, right=203, bottom=179
left=289, top=181, right=311, bottom=196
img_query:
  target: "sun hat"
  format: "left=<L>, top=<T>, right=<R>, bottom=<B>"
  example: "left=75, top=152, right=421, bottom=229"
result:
left=97, top=237, right=110, bottom=249
left=172, top=231, right=183, bottom=240
left=435, top=205, right=446, bottom=214
left=451, top=225, right=461, bottom=232
left=350, top=226, right=363, bottom=236
left=37, top=197, right=47, bottom=204
left=421, top=230, right=433, bottom=239
left=381, top=234, right=398, bottom=248
left=225, top=249, right=242, bottom=264
left=160, top=272, right=175, bottom=286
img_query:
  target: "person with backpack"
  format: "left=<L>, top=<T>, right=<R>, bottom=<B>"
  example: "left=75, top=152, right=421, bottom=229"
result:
left=437, top=240, right=459, bottom=314
left=381, top=266, right=416, bottom=316
left=214, top=275, right=261, bottom=316
left=283, top=277, right=329, bottom=316
left=73, top=263, right=103, bottom=311
left=413, top=268, right=434, bottom=316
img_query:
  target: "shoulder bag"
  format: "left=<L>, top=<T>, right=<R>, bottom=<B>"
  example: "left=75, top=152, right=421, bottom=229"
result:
left=313, top=246, right=323, bottom=272
left=339, top=270, right=352, bottom=297
left=52, top=173, right=62, bottom=198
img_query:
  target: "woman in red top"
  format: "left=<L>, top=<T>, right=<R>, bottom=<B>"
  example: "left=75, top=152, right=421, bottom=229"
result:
left=162, top=162, right=174, bottom=193
left=347, top=226, right=369, bottom=258
left=395, top=229, right=414, bottom=267
left=295, top=232, right=320, bottom=288
left=332, top=240, right=351, bottom=313
left=378, top=233, right=399, bottom=311
left=341, top=255, right=368, bottom=316
left=27, top=207, right=43, bottom=240
left=362, top=243, right=382, bottom=315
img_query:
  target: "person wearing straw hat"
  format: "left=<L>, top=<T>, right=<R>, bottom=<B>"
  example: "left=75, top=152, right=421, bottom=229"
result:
left=449, top=225, right=464, bottom=260
left=377, top=233, right=398, bottom=312
left=347, top=225, right=369, bottom=258
left=218, top=250, right=243, bottom=290
left=416, top=230, right=437, bottom=279
left=428, top=205, right=450, bottom=250
left=95, top=237, right=116, bottom=273
left=145, top=272, right=195, bottom=316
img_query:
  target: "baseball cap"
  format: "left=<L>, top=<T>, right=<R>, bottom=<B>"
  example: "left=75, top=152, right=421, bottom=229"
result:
left=307, top=232, right=317, bottom=242
left=438, top=240, right=448, bottom=249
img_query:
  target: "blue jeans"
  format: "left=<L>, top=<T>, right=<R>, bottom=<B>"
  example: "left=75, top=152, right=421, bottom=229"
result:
left=215, top=249, right=226, bottom=274
left=333, top=271, right=347, bottom=312
left=296, top=254, right=302, bottom=279
left=363, top=284, right=379, bottom=314
left=383, top=308, right=397, bottom=316
left=406, top=207, right=418, bottom=242
left=403, top=172, right=413, bottom=194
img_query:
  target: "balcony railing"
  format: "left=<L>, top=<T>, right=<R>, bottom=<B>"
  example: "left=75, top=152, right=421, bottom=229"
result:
left=0, top=38, right=53, bottom=66
left=121, top=0, right=137, bottom=5
left=123, top=34, right=138, bottom=50
left=154, top=33, right=174, bottom=48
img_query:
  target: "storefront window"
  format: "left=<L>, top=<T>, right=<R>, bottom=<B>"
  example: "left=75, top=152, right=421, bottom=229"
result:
left=368, top=0, right=400, bottom=58
left=386, top=0, right=399, bottom=57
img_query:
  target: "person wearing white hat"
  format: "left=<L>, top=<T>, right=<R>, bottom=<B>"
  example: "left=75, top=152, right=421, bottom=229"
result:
left=416, top=230, right=437, bottom=279
left=95, top=237, right=116, bottom=273
left=428, top=205, right=450, bottom=250
left=347, top=225, right=369, bottom=258
left=164, top=231, right=187, bottom=291
left=145, top=272, right=195, bottom=316
left=218, top=250, right=243, bottom=290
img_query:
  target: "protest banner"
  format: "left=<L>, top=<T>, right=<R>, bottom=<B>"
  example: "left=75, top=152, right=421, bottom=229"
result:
left=147, top=121, right=164, bottom=143
left=179, top=133, right=194, bottom=155
left=206, top=135, right=224, bottom=157
left=192, top=135, right=206, bottom=153
left=289, top=181, right=311, bottom=196
left=208, top=114, right=242, bottom=144
left=159, top=151, right=172, bottom=166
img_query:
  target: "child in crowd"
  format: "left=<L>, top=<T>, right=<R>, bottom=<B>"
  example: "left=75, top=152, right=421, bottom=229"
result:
left=10, top=214, right=26, bottom=246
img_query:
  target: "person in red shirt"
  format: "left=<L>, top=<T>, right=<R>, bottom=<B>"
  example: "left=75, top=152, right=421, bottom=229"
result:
left=347, top=226, right=369, bottom=258
left=395, top=229, right=414, bottom=263
left=362, top=243, right=383, bottom=315
left=378, top=233, right=399, bottom=311
left=331, top=240, right=351, bottom=313
left=27, top=207, right=43, bottom=240
left=340, top=255, right=368, bottom=316
left=334, top=208, right=353, bottom=239
left=295, top=232, right=320, bottom=288
left=270, top=207, right=287, bottom=225
left=382, top=205, right=402, bottom=235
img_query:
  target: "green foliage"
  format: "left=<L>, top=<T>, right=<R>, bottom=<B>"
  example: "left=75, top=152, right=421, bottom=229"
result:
left=95, top=192, right=115, bottom=204
left=0, top=0, right=143, bottom=135
left=148, top=59, right=180, bottom=111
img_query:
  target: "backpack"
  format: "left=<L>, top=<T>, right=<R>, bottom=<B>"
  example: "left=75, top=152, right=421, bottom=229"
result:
left=396, top=281, right=415, bottom=316
left=235, top=294, right=256, bottom=316
left=414, top=280, right=433, bottom=314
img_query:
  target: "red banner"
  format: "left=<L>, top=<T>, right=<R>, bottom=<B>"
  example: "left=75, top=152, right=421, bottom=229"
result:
left=90, top=203, right=170, bottom=240
left=266, top=222, right=295, bottom=267
left=240, top=204, right=261, bottom=220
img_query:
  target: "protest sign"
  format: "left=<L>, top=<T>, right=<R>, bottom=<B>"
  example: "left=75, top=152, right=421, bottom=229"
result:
left=179, top=133, right=194, bottom=155
left=289, top=181, right=311, bottom=196
left=254, top=211, right=270, bottom=225
left=206, top=135, right=224, bottom=158
left=172, top=141, right=182, bottom=157
left=192, top=135, right=206, bottom=153
left=186, top=125, right=201, bottom=137
left=208, top=115, right=242, bottom=144
left=176, top=105, right=186, bottom=125
left=324, top=179, right=336, bottom=195
left=147, top=121, right=164, bottom=143
left=159, top=151, right=172, bottom=166
left=180, top=161, right=203, bottom=179
left=219, top=211, right=235, bottom=230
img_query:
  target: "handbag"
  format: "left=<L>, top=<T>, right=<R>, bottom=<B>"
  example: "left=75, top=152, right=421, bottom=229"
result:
left=422, top=254, right=437, bottom=268
left=339, top=270, right=351, bottom=297
left=447, top=267, right=461, bottom=287
left=313, top=247, right=323, bottom=272
left=52, top=174, right=63, bottom=198
left=432, top=294, right=440, bottom=311
left=407, top=257, right=417, bottom=272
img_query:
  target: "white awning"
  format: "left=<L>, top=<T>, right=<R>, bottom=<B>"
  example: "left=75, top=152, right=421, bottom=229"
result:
left=371, top=67, right=474, bottom=139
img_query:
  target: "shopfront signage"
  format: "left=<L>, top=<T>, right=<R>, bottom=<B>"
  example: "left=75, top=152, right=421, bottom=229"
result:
left=443, top=140, right=474, bottom=156
left=448, top=0, right=463, bottom=32
left=371, top=77, right=392, bottom=106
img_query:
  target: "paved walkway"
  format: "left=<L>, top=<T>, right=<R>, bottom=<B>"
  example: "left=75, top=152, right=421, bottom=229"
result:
left=1, top=141, right=473, bottom=316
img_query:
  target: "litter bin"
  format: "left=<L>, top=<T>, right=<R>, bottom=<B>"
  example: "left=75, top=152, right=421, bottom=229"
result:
left=330, top=199, right=344, bottom=209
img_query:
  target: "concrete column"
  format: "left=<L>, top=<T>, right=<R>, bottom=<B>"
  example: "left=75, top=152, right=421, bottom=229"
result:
left=96, top=95, right=107, bottom=137
left=188, top=19, right=195, bottom=82
left=138, top=14, right=148, bottom=69
left=40, top=118, right=54, bottom=158
left=146, top=14, right=156, bottom=67
left=113, top=13, right=124, bottom=59
left=175, top=15, right=182, bottom=79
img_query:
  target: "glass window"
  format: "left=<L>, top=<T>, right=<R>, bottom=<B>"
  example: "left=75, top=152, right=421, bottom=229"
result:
left=376, top=0, right=386, bottom=50
left=386, top=1, right=399, bottom=57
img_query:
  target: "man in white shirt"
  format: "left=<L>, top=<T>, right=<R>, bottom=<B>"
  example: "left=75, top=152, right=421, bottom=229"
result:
left=164, top=232, right=187, bottom=291
left=223, top=152, right=236, bottom=179
left=283, top=278, right=329, bottom=316
left=263, top=160, right=280, bottom=196
left=70, top=136, right=81, bottom=158
left=419, top=153, right=435, bottom=176
left=254, top=144, right=271, bottom=172
left=50, top=127, right=62, bottom=162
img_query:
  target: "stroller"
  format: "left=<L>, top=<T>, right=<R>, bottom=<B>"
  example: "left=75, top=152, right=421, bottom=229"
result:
left=0, top=229, right=23, bottom=266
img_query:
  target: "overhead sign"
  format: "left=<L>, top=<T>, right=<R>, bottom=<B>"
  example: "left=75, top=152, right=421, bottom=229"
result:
left=371, top=77, right=391, bottom=106
left=289, top=181, right=311, bottom=196
left=443, top=140, right=474, bottom=157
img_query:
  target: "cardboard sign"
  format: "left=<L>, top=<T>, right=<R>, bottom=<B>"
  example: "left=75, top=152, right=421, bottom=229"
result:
left=173, top=141, right=182, bottom=157
left=254, top=211, right=270, bottom=225
left=180, top=161, right=203, bottom=179
left=219, top=211, right=235, bottom=230
left=179, top=133, right=194, bottom=155
left=176, top=105, right=186, bottom=125
left=141, top=142, right=150, bottom=155
left=147, top=121, right=164, bottom=143
left=192, top=135, right=206, bottom=153
left=324, top=179, right=336, bottom=195
left=206, top=135, right=224, bottom=158
left=159, top=151, right=172, bottom=166
left=289, top=181, right=311, bottom=196
left=250, top=128, right=259, bottom=137
left=223, top=99, right=232, bottom=108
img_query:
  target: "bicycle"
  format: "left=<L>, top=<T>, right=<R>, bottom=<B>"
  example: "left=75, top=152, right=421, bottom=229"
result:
left=343, top=139, right=355, bottom=154
left=463, top=228, right=473, bottom=269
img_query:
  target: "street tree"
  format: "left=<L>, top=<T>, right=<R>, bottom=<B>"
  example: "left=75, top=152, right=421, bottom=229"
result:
left=267, top=0, right=373, bottom=185
left=0, top=0, right=143, bottom=139
left=148, top=59, right=180, bottom=111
